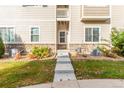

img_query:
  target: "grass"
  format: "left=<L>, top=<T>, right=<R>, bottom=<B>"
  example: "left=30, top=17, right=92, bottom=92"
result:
left=72, top=60, right=124, bottom=79
left=0, top=60, right=56, bottom=88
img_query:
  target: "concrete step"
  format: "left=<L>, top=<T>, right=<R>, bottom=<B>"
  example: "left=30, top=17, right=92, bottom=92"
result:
left=57, top=57, right=71, bottom=64
left=54, top=72, right=76, bottom=82
left=57, top=50, right=69, bottom=57
left=55, top=70, right=74, bottom=73
left=57, top=56, right=71, bottom=60
left=57, top=56, right=70, bottom=58
left=55, top=63, right=74, bottom=73
left=57, top=61, right=71, bottom=64
left=54, top=50, right=77, bottom=82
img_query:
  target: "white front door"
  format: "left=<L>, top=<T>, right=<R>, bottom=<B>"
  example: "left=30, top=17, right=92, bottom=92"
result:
left=57, top=31, right=67, bottom=49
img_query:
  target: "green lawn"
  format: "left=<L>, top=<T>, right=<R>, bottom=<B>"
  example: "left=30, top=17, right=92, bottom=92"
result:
left=0, top=60, right=56, bottom=88
left=72, top=60, right=124, bottom=79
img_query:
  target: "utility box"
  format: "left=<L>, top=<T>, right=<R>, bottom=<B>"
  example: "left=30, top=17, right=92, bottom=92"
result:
left=91, top=49, right=101, bottom=56
left=9, top=48, right=18, bottom=57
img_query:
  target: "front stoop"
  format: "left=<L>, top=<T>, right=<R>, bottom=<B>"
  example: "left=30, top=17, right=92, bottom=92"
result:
left=54, top=50, right=76, bottom=82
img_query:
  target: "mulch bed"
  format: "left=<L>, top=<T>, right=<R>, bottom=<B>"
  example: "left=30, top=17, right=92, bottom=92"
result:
left=71, top=55, right=124, bottom=62
left=0, top=55, right=56, bottom=63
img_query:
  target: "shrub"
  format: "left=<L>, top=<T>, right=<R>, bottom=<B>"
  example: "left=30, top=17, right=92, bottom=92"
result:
left=107, top=52, right=118, bottom=58
left=0, top=37, right=5, bottom=58
left=98, top=46, right=118, bottom=58
left=70, top=51, right=78, bottom=57
left=98, top=46, right=109, bottom=56
left=27, top=52, right=37, bottom=59
left=111, top=28, right=124, bottom=56
left=111, top=47, right=121, bottom=56
left=32, top=47, right=50, bottom=59
left=14, top=53, right=21, bottom=60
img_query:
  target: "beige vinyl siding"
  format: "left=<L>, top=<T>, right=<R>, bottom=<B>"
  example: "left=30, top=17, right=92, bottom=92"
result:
left=15, top=6, right=56, bottom=20
left=70, top=6, right=84, bottom=44
left=13, top=21, right=56, bottom=44
left=0, top=6, right=56, bottom=44
left=70, top=6, right=110, bottom=44
left=0, top=6, right=56, bottom=20
left=112, top=6, right=124, bottom=29
left=0, top=21, right=56, bottom=44
left=0, top=6, right=16, bottom=20
left=83, top=6, right=110, bottom=16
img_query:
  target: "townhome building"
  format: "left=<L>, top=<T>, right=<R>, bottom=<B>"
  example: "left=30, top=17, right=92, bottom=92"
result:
left=0, top=5, right=123, bottom=54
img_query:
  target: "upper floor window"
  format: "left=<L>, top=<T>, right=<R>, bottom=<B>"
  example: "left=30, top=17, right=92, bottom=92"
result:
left=57, top=5, right=69, bottom=8
left=0, top=27, right=15, bottom=43
left=31, top=27, right=39, bottom=42
left=42, top=5, right=48, bottom=7
left=85, top=27, right=100, bottom=42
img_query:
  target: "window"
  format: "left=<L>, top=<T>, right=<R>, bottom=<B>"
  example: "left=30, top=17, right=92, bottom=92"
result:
left=85, top=27, right=100, bottom=42
left=60, top=32, right=66, bottom=43
left=42, top=5, right=48, bottom=7
left=0, top=27, right=15, bottom=42
left=31, top=27, right=39, bottom=42
left=57, top=5, right=69, bottom=8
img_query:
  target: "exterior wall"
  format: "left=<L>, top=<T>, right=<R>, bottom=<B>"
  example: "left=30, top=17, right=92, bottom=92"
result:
left=0, top=6, right=56, bottom=20
left=0, top=5, right=122, bottom=55
left=14, top=21, right=56, bottom=43
left=0, top=6, right=56, bottom=53
left=83, top=6, right=110, bottom=16
left=5, top=44, right=56, bottom=54
left=69, top=44, right=109, bottom=54
left=69, top=5, right=110, bottom=54
left=112, top=6, right=124, bottom=29
left=70, top=6, right=84, bottom=44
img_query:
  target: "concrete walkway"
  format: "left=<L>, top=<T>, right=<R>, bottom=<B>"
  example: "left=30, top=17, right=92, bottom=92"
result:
left=53, top=50, right=76, bottom=82
left=23, top=79, right=124, bottom=88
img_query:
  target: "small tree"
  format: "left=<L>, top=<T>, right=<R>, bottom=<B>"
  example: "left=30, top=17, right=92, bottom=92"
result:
left=0, top=37, right=5, bottom=58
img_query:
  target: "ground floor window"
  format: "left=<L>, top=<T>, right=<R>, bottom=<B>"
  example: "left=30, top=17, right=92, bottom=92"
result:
left=85, top=27, right=100, bottom=42
left=0, top=27, right=15, bottom=42
left=31, top=27, right=39, bottom=42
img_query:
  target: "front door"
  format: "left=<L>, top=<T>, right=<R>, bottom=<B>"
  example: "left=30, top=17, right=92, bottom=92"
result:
left=57, top=31, right=67, bottom=49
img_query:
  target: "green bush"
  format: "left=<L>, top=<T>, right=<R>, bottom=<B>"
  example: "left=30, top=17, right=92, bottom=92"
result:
left=32, top=47, right=50, bottom=59
left=111, top=28, right=124, bottom=56
left=111, top=47, right=121, bottom=56
left=98, top=46, right=109, bottom=56
left=107, top=52, right=118, bottom=58
left=0, top=37, right=5, bottom=58
left=98, top=46, right=118, bottom=58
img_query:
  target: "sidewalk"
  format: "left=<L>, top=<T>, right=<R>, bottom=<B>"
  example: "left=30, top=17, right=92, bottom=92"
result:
left=23, top=79, right=124, bottom=88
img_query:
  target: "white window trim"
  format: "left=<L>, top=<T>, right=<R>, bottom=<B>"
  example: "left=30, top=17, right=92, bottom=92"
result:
left=84, top=26, right=101, bottom=44
left=29, top=26, right=40, bottom=43
left=0, top=25, right=16, bottom=44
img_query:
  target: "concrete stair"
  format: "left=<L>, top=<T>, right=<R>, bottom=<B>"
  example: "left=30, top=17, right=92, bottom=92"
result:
left=54, top=50, right=76, bottom=82
left=55, top=63, right=74, bottom=73
left=54, top=73, right=76, bottom=82
left=57, top=57, right=71, bottom=64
